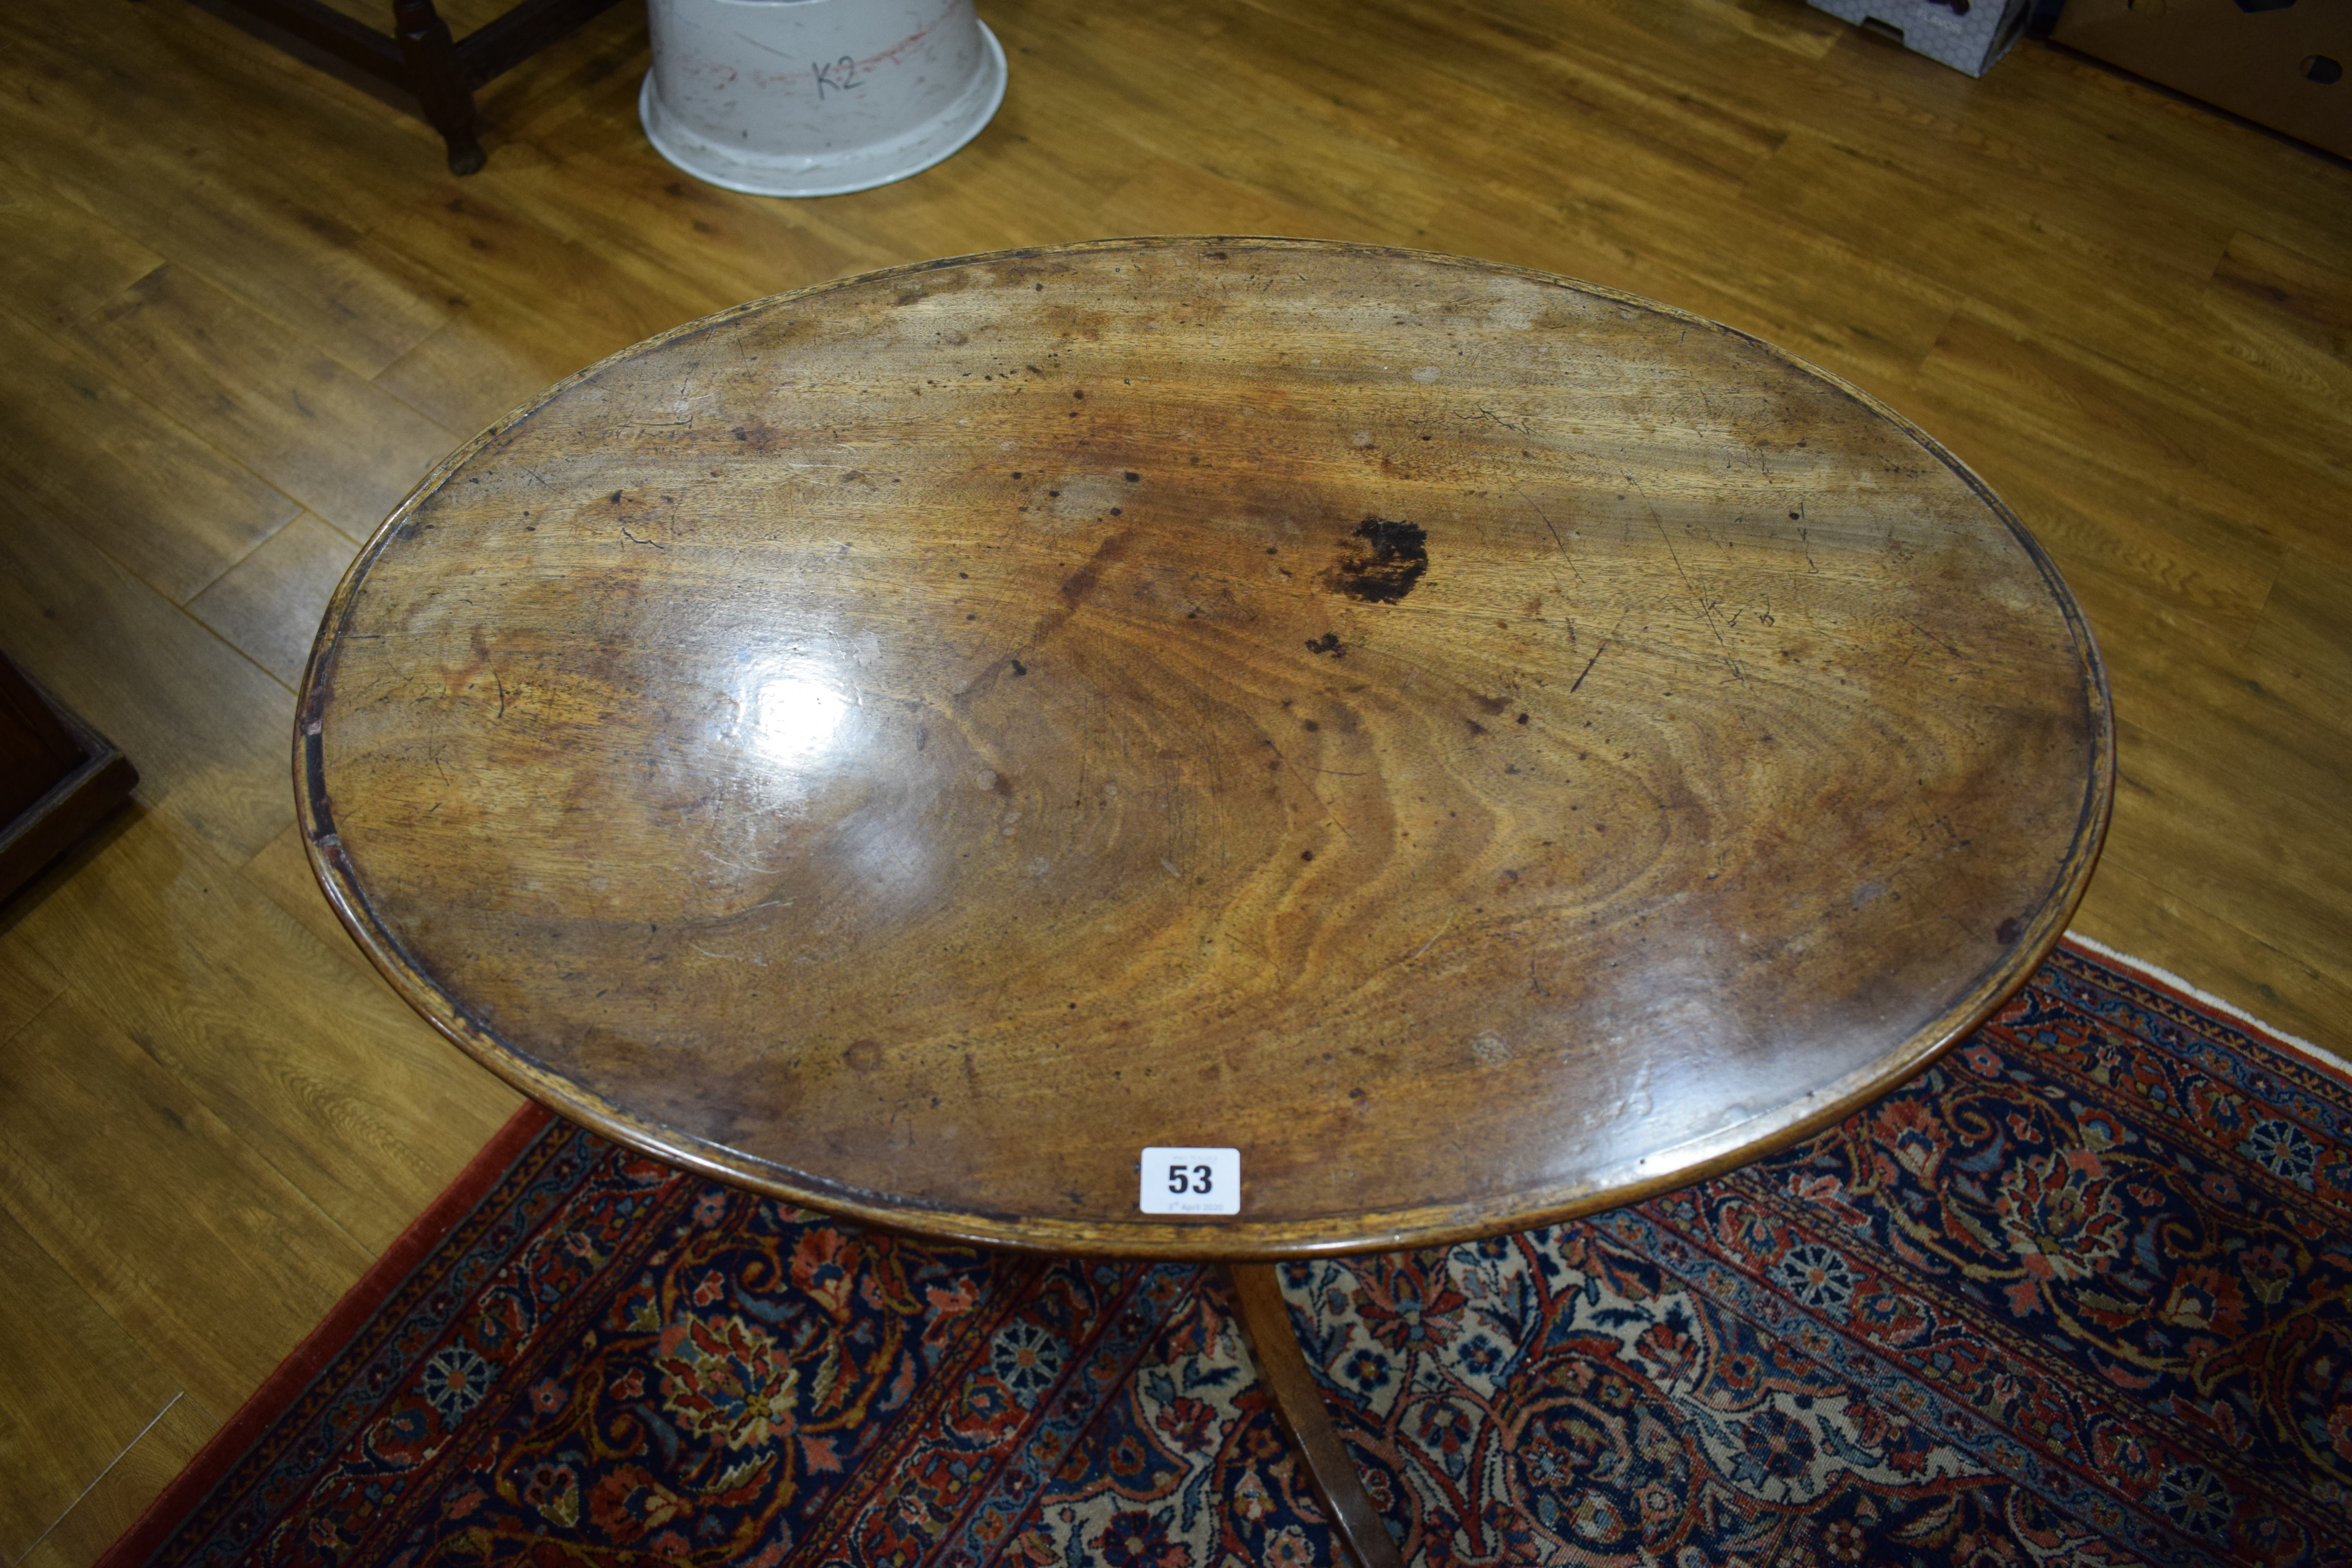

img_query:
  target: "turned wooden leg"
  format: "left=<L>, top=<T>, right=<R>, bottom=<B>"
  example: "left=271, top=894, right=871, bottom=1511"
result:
left=1220, top=1263, right=1406, bottom=1568
left=392, top=0, right=487, bottom=174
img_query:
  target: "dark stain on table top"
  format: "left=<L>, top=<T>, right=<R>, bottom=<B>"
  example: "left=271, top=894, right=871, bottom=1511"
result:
left=299, top=239, right=2113, bottom=1258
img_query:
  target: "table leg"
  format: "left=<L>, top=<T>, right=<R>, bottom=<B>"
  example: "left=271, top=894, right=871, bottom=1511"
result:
left=392, top=0, right=488, bottom=174
left=1218, top=1263, right=1406, bottom=1568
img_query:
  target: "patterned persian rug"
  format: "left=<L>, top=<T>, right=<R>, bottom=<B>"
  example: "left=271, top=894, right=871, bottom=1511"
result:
left=104, top=942, right=2352, bottom=1567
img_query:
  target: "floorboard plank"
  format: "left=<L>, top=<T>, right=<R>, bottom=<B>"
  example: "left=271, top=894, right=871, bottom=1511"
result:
left=15, top=1397, right=218, bottom=1568
left=186, top=512, right=363, bottom=690
left=1740, top=129, right=2352, bottom=465
left=0, top=937, right=65, bottom=1045
left=0, top=497, right=296, bottom=861
left=2, top=3, right=2346, bottom=1559
left=0, top=302, right=297, bottom=607
left=9, top=810, right=524, bottom=1254
left=0, top=163, right=161, bottom=334
left=2102, top=717, right=2352, bottom=1004
left=2212, top=230, right=2352, bottom=355
left=240, top=823, right=383, bottom=984
left=70, top=266, right=459, bottom=541
left=0, top=7, right=448, bottom=379
left=0, top=986, right=374, bottom=1416
left=2250, top=550, right=2352, bottom=723
left=2071, top=860, right=2352, bottom=1074
left=0, top=1209, right=181, bottom=1564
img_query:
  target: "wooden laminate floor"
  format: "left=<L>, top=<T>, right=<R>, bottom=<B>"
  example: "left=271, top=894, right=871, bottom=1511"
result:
left=1, top=1, right=2347, bottom=1559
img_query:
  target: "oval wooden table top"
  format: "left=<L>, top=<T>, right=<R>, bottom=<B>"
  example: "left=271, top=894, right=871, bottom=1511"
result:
left=301, top=238, right=2112, bottom=1259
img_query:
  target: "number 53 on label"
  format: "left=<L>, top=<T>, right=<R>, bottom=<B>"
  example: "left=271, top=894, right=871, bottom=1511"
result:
left=1138, top=1147, right=1240, bottom=1215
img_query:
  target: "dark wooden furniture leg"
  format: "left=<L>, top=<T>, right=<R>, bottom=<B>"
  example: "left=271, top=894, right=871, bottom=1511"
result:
left=1220, top=1263, right=1406, bottom=1568
left=392, top=0, right=485, bottom=174
left=162, top=0, right=625, bottom=174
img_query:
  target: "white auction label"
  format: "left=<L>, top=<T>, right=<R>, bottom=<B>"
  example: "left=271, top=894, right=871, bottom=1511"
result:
left=1138, top=1147, right=1241, bottom=1216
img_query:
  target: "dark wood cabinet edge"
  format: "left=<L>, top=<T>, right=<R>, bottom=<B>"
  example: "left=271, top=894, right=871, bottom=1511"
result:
left=0, top=658, right=139, bottom=909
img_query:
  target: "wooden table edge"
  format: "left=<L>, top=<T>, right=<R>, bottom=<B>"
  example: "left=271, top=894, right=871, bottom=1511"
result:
left=293, top=236, right=2119, bottom=1261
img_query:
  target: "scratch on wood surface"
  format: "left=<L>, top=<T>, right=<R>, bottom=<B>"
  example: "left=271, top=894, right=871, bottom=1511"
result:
left=1570, top=641, right=1608, bottom=693
left=691, top=943, right=768, bottom=966
left=1904, top=617, right=1961, bottom=657
left=1633, top=478, right=1748, bottom=687
left=1411, top=913, right=1457, bottom=961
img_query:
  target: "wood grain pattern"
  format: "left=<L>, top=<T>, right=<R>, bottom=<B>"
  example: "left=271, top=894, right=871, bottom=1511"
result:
left=0, top=304, right=297, bottom=608
left=2083, top=860, right=2352, bottom=1054
left=188, top=512, right=364, bottom=689
left=244, top=820, right=384, bottom=979
left=0, top=1208, right=180, bottom=1562
left=2254, top=552, right=2352, bottom=710
left=12, top=810, right=523, bottom=1251
left=1, top=0, right=2345, bottom=1552
left=0, top=939, right=64, bottom=1043
left=15, top=1395, right=216, bottom=1568
left=372, top=307, right=595, bottom=442
left=0, top=12, right=446, bottom=379
left=304, top=240, right=2111, bottom=1256
left=0, top=163, right=162, bottom=334
left=72, top=266, right=459, bottom=541
left=0, top=495, right=296, bottom=860
left=0, top=986, right=370, bottom=1417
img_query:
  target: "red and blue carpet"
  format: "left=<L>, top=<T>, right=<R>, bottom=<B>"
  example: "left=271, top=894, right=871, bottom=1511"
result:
left=102, top=942, right=2352, bottom=1566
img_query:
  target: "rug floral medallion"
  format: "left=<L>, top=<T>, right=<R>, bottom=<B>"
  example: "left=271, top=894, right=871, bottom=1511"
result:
left=112, top=945, right=2352, bottom=1567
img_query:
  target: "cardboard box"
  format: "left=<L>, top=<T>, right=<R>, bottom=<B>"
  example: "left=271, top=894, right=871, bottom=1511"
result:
left=1808, top=0, right=2036, bottom=77
left=2053, top=0, right=2350, bottom=160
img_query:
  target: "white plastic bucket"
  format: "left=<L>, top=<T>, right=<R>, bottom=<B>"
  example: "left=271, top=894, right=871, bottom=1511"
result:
left=640, top=0, right=1007, bottom=198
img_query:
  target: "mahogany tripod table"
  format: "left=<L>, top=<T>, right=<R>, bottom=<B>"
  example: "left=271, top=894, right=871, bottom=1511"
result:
left=299, top=239, right=2112, bottom=1566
